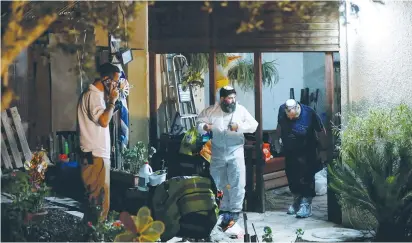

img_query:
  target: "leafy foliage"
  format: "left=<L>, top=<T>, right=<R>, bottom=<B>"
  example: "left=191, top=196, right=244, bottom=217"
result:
left=121, top=142, right=156, bottom=175
left=329, top=104, right=412, bottom=241
left=2, top=169, right=50, bottom=214
left=182, top=70, right=205, bottom=89
left=227, top=59, right=279, bottom=91
left=185, top=53, right=229, bottom=75
left=295, top=228, right=305, bottom=242
left=1, top=170, right=50, bottom=241
left=86, top=210, right=125, bottom=242
left=262, top=226, right=273, bottom=242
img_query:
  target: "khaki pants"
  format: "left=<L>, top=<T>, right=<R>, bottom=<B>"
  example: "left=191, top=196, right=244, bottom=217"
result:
left=81, top=156, right=111, bottom=221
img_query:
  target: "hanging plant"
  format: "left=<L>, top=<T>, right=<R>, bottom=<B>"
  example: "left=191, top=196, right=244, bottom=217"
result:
left=227, top=59, right=279, bottom=91
left=185, top=53, right=229, bottom=74
left=181, top=70, right=205, bottom=90
left=180, top=53, right=229, bottom=89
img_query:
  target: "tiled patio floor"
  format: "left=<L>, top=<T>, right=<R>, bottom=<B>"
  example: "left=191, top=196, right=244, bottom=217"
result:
left=265, top=186, right=328, bottom=221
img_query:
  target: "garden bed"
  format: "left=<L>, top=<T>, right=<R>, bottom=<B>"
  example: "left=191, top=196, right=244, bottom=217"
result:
left=1, top=206, right=87, bottom=242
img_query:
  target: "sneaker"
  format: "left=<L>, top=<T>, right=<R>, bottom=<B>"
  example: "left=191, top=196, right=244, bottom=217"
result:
left=296, top=198, right=312, bottom=218
left=230, top=212, right=240, bottom=222
left=287, top=195, right=302, bottom=215
left=287, top=204, right=298, bottom=215
left=219, top=213, right=235, bottom=231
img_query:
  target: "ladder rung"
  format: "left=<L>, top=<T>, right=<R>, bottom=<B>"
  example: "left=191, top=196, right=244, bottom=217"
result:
left=181, top=114, right=198, bottom=119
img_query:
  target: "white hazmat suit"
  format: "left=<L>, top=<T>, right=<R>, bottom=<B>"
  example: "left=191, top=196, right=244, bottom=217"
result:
left=197, top=102, right=258, bottom=213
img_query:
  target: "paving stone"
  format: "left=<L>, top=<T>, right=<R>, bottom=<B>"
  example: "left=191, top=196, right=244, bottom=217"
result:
left=45, top=196, right=81, bottom=209
left=301, top=227, right=372, bottom=242
left=65, top=211, right=84, bottom=219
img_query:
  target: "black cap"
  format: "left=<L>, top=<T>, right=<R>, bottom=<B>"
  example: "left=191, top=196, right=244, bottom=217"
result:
left=219, top=86, right=236, bottom=98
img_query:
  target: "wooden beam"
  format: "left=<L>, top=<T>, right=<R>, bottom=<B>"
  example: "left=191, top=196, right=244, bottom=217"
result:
left=254, top=52, right=265, bottom=213
left=149, top=52, right=158, bottom=148
left=149, top=39, right=339, bottom=53
left=325, top=52, right=342, bottom=224
left=209, top=50, right=216, bottom=105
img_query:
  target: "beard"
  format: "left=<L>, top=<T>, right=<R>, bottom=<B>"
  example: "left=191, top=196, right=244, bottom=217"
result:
left=220, top=101, right=236, bottom=113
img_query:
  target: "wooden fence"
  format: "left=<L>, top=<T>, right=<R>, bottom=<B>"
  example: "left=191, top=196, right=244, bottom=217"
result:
left=1, top=107, right=32, bottom=172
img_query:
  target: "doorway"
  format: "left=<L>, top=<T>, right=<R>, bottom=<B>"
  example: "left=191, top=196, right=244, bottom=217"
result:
left=151, top=51, right=342, bottom=222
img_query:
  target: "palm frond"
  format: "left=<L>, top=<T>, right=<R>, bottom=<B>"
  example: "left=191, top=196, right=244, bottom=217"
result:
left=329, top=103, right=412, bottom=241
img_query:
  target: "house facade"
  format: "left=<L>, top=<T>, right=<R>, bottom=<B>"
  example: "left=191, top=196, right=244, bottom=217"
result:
left=339, top=0, right=412, bottom=228
left=340, top=0, right=412, bottom=112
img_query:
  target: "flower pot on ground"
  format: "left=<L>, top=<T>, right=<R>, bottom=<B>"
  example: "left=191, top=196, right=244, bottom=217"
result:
left=24, top=210, right=49, bottom=224
left=111, top=170, right=139, bottom=187
left=113, top=142, right=156, bottom=187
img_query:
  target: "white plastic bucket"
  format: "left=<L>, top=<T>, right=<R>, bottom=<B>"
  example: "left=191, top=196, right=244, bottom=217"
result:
left=149, top=170, right=167, bottom=186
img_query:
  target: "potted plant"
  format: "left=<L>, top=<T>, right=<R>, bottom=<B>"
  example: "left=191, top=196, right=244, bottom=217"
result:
left=180, top=53, right=230, bottom=89
left=2, top=169, right=50, bottom=225
left=181, top=69, right=205, bottom=90
left=21, top=150, right=51, bottom=220
left=111, top=142, right=156, bottom=187
left=183, top=53, right=280, bottom=92
left=227, top=59, right=279, bottom=91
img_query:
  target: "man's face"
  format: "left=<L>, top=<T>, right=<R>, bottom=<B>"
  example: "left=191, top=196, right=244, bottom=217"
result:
left=286, top=104, right=300, bottom=120
left=221, top=94, right=236, bottom=105
left=220, top=94, right=237, bottom=113
left=103, top=72, right=120, bottom=93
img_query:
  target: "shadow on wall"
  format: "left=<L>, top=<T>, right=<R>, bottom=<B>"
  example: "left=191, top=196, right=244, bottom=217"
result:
left=128, top=116, right=150, bottom=144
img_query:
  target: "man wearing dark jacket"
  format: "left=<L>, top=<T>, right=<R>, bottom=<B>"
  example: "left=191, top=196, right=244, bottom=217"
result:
left=275, top=99, right=327, bottom=218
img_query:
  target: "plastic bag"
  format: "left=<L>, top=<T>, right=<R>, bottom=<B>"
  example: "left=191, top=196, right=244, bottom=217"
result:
left=315, top=167, right=327, bottom=196
left=179, top=127, right=200, bottom=156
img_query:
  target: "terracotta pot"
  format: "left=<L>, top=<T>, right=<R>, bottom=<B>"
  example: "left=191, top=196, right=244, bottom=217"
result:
left=24, top=210, right=48, bottom=223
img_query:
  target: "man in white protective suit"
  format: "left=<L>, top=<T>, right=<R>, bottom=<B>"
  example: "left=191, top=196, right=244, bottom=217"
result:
left=196, top=86, right=258, bottom=231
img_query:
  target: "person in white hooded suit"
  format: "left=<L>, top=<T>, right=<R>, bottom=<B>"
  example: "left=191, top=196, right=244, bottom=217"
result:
left=196, top=86, right=258, bottom=230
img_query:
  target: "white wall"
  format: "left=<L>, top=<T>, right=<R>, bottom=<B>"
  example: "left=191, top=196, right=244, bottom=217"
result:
left=340, top=0, right=412, bottom=111
left=261, top=53, right=305, bottom=130
left=303, top=53, right=326, bottom=113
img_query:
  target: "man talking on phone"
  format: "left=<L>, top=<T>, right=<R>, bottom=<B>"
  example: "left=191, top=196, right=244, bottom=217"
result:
left=77, top=63, right=120, bottom=222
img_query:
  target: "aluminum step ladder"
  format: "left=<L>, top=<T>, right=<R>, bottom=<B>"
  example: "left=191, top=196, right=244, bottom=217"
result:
left=160, top=54, right=198, bottom=134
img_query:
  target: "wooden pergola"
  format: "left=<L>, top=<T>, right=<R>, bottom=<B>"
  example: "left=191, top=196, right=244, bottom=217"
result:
left=147, top=1, right=341, bottom=222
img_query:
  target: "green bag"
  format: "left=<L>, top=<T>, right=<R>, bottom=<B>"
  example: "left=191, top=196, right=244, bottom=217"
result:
left=179, top=127, right=202, bottom=156
left=152, top=176, right=219, bottom=241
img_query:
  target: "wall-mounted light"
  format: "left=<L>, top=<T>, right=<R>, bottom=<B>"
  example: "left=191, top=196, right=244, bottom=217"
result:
left=350, top=2, right=360, bottom=18
left=339, top=0, right=361, bottom=25
left=118, top=48, right=134, bottom=65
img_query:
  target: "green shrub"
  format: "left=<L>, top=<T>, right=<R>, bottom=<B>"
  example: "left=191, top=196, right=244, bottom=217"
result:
left=329, top=104, right=412, bottom=241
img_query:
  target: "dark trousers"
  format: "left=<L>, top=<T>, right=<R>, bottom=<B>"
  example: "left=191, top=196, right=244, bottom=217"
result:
left=284, top=152, right=316, bottom=198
